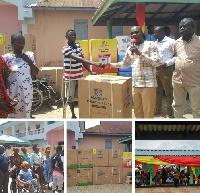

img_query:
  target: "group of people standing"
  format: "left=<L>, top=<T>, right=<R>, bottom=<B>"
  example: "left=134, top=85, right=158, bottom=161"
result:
left=0, top=144, right=64, bottom=193
left=108, top=17, right=200, bottom=119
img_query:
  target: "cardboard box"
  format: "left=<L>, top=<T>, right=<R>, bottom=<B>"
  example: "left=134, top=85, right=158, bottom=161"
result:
left=67, top=168, right=77, bottom=186
left=78, top=75, right=132, bottom=118
left=123, top=152, right=132, bottom=168
left=117, top=36, right=131, bottom=55
left=77, top=149, right=93, bottom=168
left=37, top=67, right=63, bottom=93
left=93, top=167, right=108, bottom=185
left=109, top=149, right=123, bottom=166
left=76, top=168, right=92, bottom=186
left=93, top=149, right=108, bottom=167
left=122, top=168, right=132, bottom=183
left=89, top=39, right=118, bottom=73
left=108, top=166, right=123, bottom=184
left=67, top=149, right=78, bottom=168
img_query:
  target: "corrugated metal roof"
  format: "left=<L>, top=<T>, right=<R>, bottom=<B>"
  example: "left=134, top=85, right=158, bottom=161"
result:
left=135, top=149, right=200, bottom=156
left=33, top=0, right=102, bottom=8
left=0, top=135, right=31, bottom=145
left=92, top=1, right=200, bottom=26
left=85, top=121, right=132, bottom=134
left=118, top=135, right=132, bottom=143
left=135, top=121, right=200, bottom=132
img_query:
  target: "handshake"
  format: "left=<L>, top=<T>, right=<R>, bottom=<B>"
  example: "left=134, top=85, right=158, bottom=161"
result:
left=94, top=62, right=111, bottom=69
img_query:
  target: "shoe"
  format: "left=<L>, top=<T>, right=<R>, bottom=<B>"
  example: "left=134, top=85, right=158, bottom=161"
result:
left=166, top=115, right=172, bottom=119
left=154, top=109, right=161, bottom=115
left=71, top=116, right=77, bottom=119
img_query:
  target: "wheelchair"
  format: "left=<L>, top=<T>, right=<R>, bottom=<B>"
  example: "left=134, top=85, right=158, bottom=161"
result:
left=17, top=178, right=42, bottom=193
left=32, top=78, right=61, bottom=112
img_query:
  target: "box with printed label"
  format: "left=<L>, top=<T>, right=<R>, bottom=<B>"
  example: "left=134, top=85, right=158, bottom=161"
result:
left=117, top=36, right=131, bottom=55
left=76, top=168, right=93, bottom=186
left=89, top=39, right=118, bottom=73
left=67, top=168, right=77, bottom=186
left=108, top=166, right=123, bottom=184
left=78, top=75, right=132, bottom=118
left=93, top=167, right=108, bottom=185
left=108, top=149, right=123, bottom=166
left=77, top=149, right=93, bottom=168
left=93, top=149, right=108, bottom=166
left=67, top=149, right=78, bottom=168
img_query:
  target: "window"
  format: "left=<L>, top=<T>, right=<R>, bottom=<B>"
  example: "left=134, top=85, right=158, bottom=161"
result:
left=36, top=124, right=40, bottom=129
left=16, top=130, right=19, bottom=134
left=48, top=121, right=55, bottom=125
left=105, top=139, right=112, bottom=149
left=0, top=130, right=3, bottom=135
left=74, top=19, right=88, bottom=40
left=112, top=26, right=123, bottom=39
left=28, top=126, right=30, bottom=131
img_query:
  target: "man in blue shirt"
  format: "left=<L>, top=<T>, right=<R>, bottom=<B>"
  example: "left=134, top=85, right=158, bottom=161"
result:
left=145, top=25, right=156, bottom=42
left=0, top=145, right=10, bottom=193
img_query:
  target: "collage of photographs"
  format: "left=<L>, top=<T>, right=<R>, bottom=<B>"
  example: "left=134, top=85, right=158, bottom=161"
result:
left=1, top=0, right=200, bottom=193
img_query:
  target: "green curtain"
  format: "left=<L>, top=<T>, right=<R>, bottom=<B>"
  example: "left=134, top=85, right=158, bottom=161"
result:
left=146, top=164, right=154, bottom=186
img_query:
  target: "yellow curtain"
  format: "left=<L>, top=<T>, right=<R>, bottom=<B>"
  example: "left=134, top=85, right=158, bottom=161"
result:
left=191, top=166, right=197, bottom=184
left=135, top=156, right=171, bottom=165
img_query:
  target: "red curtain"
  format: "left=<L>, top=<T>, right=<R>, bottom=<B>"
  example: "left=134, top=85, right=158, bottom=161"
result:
left=154, top=156, right=200, bottom=166
left=136, top=4, right=145, bottom=33
left=135, top=160, right=143, bottom=165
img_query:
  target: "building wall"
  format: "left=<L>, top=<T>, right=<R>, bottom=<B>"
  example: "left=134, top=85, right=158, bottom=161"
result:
left=67, top=130, right=76, bottom=149
left=46, top=128, right=64, bottom=145
left=78, top=134, right=126, bottom=151
left=0, top=5, right=22, bottom=33
left=28, top=10, right=108, bottom=68
left=3, top=127, right=12, bottom=135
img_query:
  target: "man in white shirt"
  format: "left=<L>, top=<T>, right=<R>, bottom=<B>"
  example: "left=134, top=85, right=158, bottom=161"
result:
left=154, top=26, right=176, bottom=118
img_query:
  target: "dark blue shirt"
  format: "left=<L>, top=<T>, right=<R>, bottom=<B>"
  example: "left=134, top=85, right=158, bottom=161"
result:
left=0, top=153, right=9, bottom=174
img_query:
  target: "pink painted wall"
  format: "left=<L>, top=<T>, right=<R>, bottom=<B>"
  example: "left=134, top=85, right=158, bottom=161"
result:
left=0, top=5, right=22, bottom=34
left=67, top=130, right=76, bottom=149
left=28, top=10, right=108, bottom=68
left=78, top=134, right=126, bottom=151
left=46, top=126, right=64, bottom=145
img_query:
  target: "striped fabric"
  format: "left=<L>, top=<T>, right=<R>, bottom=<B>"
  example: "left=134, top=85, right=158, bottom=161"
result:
left=62, top=43, right=83, bottom=80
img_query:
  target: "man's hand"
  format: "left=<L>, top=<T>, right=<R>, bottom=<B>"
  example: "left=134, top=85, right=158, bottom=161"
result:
left=92, top=62, right=106, bottom=69
left=130, top=45, right=141, bottom=55
left=156, top=63, right=167, bottom=70
left=0, top=102, right=13, bottom=111
left=22, top=53, right=32, bottom=63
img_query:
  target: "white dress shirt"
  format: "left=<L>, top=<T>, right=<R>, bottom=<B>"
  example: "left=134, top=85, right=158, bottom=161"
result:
left=156, top=36, right=176, bottom=66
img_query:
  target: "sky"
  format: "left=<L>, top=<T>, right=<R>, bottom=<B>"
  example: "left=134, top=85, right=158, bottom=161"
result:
left=85, top=120, right=101, bottom=129
left=135, top=140, right=200, bottom=150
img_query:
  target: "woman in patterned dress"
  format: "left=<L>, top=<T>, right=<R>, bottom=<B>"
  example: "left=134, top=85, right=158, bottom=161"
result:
left=0, top=55, right=17, bottom=117
left=30, top=144, right=45, bottom=192
left=43, top=147, right=52, bottom=189
left=3, top=33, right=39, bottom=118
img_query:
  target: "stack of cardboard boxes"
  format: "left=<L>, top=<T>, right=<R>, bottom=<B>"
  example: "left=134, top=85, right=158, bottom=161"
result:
left=67, top=149, right=132, bottom=187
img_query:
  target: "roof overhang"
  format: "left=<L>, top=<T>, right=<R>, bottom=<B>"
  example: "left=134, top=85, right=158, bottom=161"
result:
left=118, top=135, right=132, bottom=144
left=92, top=0, right=200, bottom=26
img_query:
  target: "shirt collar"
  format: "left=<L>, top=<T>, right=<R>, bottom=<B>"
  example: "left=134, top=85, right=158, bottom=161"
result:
left=156, top=36, right=168, bottom=43
left=68, top=42, right=77, bottom=48
left=181, top=33, right=195, bottom=43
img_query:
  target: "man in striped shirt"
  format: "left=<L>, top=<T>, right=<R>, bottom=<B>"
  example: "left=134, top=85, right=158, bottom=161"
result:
left=108, top=26, right=160, bottom=118
left=62, top=29, right=104, bottom=118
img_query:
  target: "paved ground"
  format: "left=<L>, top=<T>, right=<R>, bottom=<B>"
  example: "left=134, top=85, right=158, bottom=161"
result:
left=67, top=184, right=132, bottom=193
left=136, top=186, right=200, bottom=193
left=32, top=97, right=192, bottom=119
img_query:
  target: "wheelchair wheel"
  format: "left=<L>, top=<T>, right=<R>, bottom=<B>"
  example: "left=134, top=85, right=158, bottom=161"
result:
left=32, top=87, right=43, bottom=112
